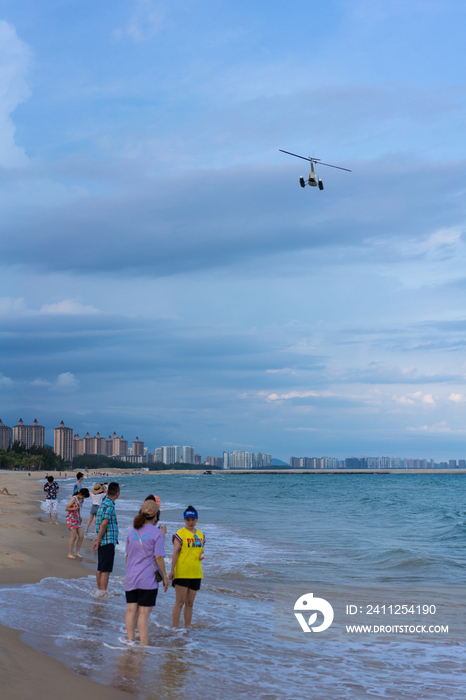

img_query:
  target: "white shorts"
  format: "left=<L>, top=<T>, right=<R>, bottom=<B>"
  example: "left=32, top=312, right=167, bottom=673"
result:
left=46, top=499, right=58, bottom=514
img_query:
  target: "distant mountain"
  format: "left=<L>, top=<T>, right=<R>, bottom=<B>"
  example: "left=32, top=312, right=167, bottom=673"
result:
left=271, top=458, right=289, bottom=466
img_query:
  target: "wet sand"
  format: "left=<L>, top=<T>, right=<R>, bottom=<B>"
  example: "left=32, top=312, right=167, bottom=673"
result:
left=0, top=470, right=132, bottom=700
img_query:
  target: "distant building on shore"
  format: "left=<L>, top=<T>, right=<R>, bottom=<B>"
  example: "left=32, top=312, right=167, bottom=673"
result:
left=162, top=446, right=180, bottom=465
left=13, top=418, right=45, bottom=449
left=205, top=456, right=222, bottom=467
left=149, top=445, right=199, bottom=465
left=72, top=430, right=133, bottom=459
left=0, top=419, right=12, bottom=450
left=132, top=437, right=145, bottom=457
left=182, top=446, right=195, bottom=464
left=223, top=451, right=272, bottom=469
left=54, top=420, right=73, bottom=461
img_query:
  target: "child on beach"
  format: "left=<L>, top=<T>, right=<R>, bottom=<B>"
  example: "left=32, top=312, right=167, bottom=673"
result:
left=65, top=488, right=90, bottom=559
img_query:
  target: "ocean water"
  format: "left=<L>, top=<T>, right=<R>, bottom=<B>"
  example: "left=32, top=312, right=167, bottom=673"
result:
left=1, top=473, right=466, bottom=699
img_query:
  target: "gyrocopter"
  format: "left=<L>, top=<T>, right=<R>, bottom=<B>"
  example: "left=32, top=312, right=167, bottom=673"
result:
left=279, top=149, right=351, bottom=190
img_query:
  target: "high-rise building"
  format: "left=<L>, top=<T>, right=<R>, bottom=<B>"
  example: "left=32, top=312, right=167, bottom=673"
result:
left=182, top=446, right=195, bottom=464
left=112, top=433, right=128, bottom=457
left=132, top=437, right=145, bottom=457
left=54, top=420, right=73, bottom=461
left=162, top=446, right=180, bottom=465
left=72, top=434, right=84, bottom=457
left=0, top=419, right=12, bottom=450
left=323, top=457, right=339, bottom=469
left=223, top=451, right=273, bottom=469
left=13, top=418, right=45, bottom=449
left=290, top=457, right=303, bottom=468
left=154, top=448, right=163, bottom=463
left=195, top=454, right=202, bottom=465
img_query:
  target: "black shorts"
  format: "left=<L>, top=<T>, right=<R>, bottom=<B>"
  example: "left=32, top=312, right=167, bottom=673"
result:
left=97, top=543, right=115, bottom=572
left=172, top=578, right=202, bottom=591
left=125, top=588, right=158, bottom=607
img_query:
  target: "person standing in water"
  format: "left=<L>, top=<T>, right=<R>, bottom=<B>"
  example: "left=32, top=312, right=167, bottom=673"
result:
left=65, top=488, right=90, bottom=559
left=73, top=472, right=84, bottom=495
left=125, top=500, right=168, bottom=645
left=169, top=506, right=205, bottom=628
left=92, top=482, right=120, bottom=592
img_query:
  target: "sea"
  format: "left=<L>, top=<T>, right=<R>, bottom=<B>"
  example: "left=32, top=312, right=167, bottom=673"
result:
left=0, top=472, right=466, bottom=699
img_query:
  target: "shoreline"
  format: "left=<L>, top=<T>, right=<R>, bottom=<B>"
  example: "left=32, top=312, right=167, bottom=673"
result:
left=0, top=470, right=132, bottom=700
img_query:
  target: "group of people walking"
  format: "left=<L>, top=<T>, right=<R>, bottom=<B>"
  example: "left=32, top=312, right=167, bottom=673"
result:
left=44, top=474, right=205, bottom=643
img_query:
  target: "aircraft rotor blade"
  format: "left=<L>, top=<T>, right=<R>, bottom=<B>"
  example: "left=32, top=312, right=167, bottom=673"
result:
left=279, top=149, right=312, bottom=162
left=317, top=161, right=352, bottom=172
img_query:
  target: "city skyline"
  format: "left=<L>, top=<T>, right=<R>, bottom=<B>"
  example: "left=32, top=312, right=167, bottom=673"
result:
left=3, top=415, right=466, bottom=468
left=1, top=3, right=466, bottom=461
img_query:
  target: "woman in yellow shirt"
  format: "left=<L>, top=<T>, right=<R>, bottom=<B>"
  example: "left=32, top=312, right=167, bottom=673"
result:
left=169, top=506, right=205, bottom=627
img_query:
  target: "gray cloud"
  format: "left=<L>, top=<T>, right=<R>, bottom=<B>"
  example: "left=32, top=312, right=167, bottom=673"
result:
left=1, top=155, right=465, bottom=278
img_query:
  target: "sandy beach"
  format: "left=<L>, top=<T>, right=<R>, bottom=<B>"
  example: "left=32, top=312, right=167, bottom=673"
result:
left=0, top=470, right=132, bottom=700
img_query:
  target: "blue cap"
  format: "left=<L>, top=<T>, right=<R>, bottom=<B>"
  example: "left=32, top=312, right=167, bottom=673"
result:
left=184, top=508, right=198, bottom=519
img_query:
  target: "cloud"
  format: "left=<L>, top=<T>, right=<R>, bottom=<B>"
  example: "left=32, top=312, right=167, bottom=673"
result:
left=0, top=21, right=31, bottom=168
left=423, top=226, right=463, bottom=250
left=2, top=154, right=464, bottom=279
left=30, top=379, right=51, bottom=387
left=55, top=372, right=79, bottom=390
left=0, top=373, right=14, bottom=388
left=113, top=0, right=163, bottom=43
left=448, top=393, right=465, bottom=402
left=392, top=391, right=436, bottom=406
left=0, top=297, right=99, bottom=317
left=0, top=297, right=28, bottom=316
left=265, top=390, right=333, bottom=402
left=407, top=421, right=466, bottom=434
left=284, top=427, right=322, bottom=432
left=39, top=300, right=100, bottom=315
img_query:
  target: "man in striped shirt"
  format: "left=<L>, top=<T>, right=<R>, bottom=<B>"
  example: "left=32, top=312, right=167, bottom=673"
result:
left=93, top=482, right=120, bottom=592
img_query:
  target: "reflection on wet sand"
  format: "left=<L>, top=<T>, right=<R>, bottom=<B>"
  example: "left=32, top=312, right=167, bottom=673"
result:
left=114, top=647, right=190, bottom=700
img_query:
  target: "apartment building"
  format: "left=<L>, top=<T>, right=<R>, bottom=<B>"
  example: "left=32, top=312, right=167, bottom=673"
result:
left=54, top=420, right=73, bottom=461
left=13, top=418, right=45, bottom=449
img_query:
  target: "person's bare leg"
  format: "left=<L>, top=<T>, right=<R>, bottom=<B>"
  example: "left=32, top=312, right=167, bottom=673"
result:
left=84, top=513, right=95, bottom=536
left=68, top=530, right=77, bottom=558
left=172, top=585, right=188, bottom=627
left=184, top=589, right=197, bottom=627
left=75, top=528, right=84, bottom=557
left=47, top=507, right=52, bottom=524
left=125, top=603, right=139, bottom=641
left=96, top=570, right=110, bottom=591
left=138, top=606, right=152, bottom=645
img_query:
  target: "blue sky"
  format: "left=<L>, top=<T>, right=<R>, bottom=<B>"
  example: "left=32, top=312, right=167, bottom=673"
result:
left=1, top=0, right=466, bottom=461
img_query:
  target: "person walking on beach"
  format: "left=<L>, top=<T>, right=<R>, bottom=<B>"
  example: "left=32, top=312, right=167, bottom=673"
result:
left=92, top=482, right=120, bottom=592
left=125, top=500, right=168, bottom=645
left=84, top=483, right=106, bottom=537
left=169, top=506, right=205, bottom=628
left=43, top=475, right=60, bottom=525
left=65, top=488, right=90, bottom=559
left=73, top=472, right=84, bottom=495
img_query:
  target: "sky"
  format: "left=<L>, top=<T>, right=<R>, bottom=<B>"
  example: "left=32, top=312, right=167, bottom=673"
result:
left=1, top=0, right=466, bottom=461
